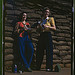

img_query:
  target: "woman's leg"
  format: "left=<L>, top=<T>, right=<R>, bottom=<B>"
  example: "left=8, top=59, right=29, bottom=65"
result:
left=46, top=33, right=53, bottom=71
left=36, top=35, right=45, bottom=70
left=26, top=41, right=34, bottom=67
left=18, top=37, right=29, bottom=68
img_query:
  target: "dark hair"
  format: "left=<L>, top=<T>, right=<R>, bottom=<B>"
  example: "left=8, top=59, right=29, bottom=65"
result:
left=41, top=7, right=51, bottom=17
left=18, top=12, right=27, bottom=21
left=43, top=7, right=50, bottom=12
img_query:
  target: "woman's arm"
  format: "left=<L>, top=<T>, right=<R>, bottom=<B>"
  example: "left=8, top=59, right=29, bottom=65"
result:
left=44, top=17, right=56, bottom=31
left=50, top=17, right=56, bottom=30
left=14, top=22, right=20, bottom=33
left=24, top=23, right=31, bottom=31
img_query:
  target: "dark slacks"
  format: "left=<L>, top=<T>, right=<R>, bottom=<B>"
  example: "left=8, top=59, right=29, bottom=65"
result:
left=36, top=32, right=53, bottom=70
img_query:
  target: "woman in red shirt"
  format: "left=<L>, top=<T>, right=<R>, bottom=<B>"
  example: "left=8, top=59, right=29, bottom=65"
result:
left=15, top=12, right=34, bottom=72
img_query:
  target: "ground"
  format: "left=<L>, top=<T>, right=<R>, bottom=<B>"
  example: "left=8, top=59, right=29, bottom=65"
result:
left=5, top=68, right=71, bottom=75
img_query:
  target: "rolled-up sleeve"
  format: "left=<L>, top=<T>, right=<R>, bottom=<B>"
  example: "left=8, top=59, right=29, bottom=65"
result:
left=51, top=17, right=55, bottom=26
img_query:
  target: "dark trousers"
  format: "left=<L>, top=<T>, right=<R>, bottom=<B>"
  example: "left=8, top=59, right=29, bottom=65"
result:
left=36, top=32, right=53, bottom=70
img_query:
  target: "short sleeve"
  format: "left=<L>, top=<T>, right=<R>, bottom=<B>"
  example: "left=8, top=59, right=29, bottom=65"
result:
left=51, top=17, right=55, bottom=26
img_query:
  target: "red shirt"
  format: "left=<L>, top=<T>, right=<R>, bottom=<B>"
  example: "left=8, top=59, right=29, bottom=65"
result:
left=17, top=22, right=30, bottom=37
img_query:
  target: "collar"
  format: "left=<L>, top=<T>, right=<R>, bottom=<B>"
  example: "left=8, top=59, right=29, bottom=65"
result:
left=46, top=17, right=49, bottom=20
left=42, top=17, right=49, bottom=20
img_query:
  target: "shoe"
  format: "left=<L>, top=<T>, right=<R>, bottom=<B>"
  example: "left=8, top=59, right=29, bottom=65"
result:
left=19, top=70, right=23, bottom=74
left=46, top=69, right=53, bottom=72
left=25, top=67, right=32, bottom=72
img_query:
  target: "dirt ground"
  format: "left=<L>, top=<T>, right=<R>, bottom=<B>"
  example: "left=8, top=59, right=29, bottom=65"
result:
left=5, top=68, right=71, bottom=75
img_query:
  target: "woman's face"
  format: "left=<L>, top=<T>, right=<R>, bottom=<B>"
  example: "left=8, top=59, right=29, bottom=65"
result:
left=22, top=13, right=27, bottom=21
left=44, top=10, right=50, bottom=17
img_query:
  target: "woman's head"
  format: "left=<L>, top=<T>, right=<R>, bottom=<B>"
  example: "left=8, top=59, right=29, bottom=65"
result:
left=43, top=7, right=50, bottom=18
left=19, top=12, right=27, bottom=21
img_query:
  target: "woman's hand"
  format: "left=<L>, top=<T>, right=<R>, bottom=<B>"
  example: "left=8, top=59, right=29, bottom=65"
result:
left=23, top=25, right=31, bottom=31
left=24, top=25, right=29, bottom=31
left=43, top=24, right=56, bottom=30
left=43, top=24, right=49, bottom=28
